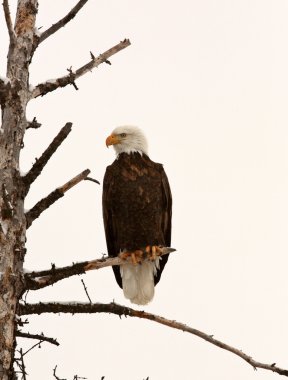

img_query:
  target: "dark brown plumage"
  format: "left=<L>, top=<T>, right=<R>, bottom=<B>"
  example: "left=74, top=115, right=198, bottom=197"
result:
left=102, top=152, right=172, bottom=289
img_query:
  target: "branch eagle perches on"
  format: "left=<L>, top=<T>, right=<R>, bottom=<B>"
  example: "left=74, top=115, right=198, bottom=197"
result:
left=24, top=248, right=176, bottom=290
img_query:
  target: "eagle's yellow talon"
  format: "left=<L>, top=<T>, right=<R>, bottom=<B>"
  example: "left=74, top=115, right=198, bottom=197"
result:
left=118, top=252, right=130, bottom=260
left=131, top=252, right=137, bottom=265
left=119, top=250, right=144, bottom=265
left=144, top=245, right=163, bottom=261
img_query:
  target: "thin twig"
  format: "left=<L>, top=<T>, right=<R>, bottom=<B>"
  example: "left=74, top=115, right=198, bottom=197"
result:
left=39, top=0, right=89, bottom=44
left=17, top=348, right=27, bottom=380
left=16, top=331, right=59, bottom=346
left=23, top=340, right=43, bottom=356
left=31, top=39, right=131, bottom=98
left=26, top=117, right=42, bottom=130
left=23, top=122, right=73, bottom=192
left=24, top=248, right=176, bottom=290
left=85, top=176, right=100, bottom=185
left=25, top=169, right=90, bottom=228
left=2, top=0, right=16, bottom=43
left=81, top=279, right=92, bottom=303
left=53, top=365, right=65, bottom=380
left=19, top=301, right=288, bottom=377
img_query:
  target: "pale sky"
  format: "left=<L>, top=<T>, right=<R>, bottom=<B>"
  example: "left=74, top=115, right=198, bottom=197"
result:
left=2, top=1, right=288, bottom=379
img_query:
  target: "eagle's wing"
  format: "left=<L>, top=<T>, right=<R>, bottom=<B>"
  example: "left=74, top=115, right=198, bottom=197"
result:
left=103, top=163, right=172, bottom=288
left=154, top=166, right=172, bottom=285
left=102, top=166, right=123, bottom=288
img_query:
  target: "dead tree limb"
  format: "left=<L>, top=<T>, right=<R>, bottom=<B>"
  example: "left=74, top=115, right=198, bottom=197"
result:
left=16, top=331, right=59, bottom=346
left=26, top=117, right=42, bottom=130
left=24, top=248, right=176, bottom=290
left=23, top=122, right=73, bottom=191
left=31, top=39, right=131, bottom=98
left=18, top=301, right=288, bottom=377
left=25, top=169, right=90, bottom=228
left=2, top=0, right=16, bottom=43
left=39, top=0, right=89, bottom=44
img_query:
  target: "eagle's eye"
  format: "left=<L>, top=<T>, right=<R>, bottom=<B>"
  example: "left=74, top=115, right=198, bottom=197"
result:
left=120, top=133, right=127, bottom=138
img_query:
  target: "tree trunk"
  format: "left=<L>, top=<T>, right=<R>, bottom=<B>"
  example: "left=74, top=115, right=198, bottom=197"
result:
left=0, top=1, right=38, bottom=379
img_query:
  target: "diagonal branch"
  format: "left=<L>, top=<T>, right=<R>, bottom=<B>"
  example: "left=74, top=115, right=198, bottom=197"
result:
left=16, top=331, right=59, bottom=346
left=18, top=301, right=288, bottom=377
left=31, top=39, right=131, bottom=98
left=23, top=122, right=72, bottom=192
left=25, top=169, right=90, bottom=228
left=24, top=248, right=175, bottom=290
left=39, top=0, right=89, bottom=44
left=2, top=0, right=16, bottom=43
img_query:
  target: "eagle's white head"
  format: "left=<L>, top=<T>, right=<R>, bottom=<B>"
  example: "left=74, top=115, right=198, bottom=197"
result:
left=106, top=125, right=148, bottom=156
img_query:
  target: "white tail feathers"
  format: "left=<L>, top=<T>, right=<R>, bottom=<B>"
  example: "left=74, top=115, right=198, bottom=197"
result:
left=120, top=258, right=160, bottom=305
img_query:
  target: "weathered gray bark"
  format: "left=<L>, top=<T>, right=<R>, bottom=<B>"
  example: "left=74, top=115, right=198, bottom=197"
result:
left=0, top=1, right=38, bottom=379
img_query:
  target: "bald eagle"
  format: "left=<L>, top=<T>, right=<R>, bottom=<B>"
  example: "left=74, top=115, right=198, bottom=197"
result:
left=103, top=126, right=172, bottom=305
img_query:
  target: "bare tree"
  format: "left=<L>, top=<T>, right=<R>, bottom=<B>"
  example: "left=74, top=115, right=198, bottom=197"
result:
left=0, top=1, right=288, bottom=379
left=0, top=1, right=129, bottom=379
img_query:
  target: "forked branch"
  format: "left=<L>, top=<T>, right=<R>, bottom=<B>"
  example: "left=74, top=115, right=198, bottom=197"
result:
left=39, top=0, right=89, bottom=44
left=25, top=248, right=175, bottom=290
left=25, top=169, right=91, bottom=228
left=31, top=39, right=131, bottom=98
left=18, top=301, right=288, bottom=377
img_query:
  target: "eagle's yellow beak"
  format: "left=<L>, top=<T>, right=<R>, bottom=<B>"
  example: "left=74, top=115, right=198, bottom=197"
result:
left=106, top=134, right=120, bottom=147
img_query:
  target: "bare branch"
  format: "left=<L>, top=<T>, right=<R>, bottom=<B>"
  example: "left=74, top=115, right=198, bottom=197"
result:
left=23, top=122, right=72, bottom=191
left=18, top=301, right=288, bottom=377
left=26, top=117, right=42, bottom=130
left=53, top=365, right=87, bottom=380
left=2, top=0, right=16, bottom=43
left=31, top=39, right=131, bottom=98
left=53, top=365, right=65, bottom=380
left=25, top=169, right=90, bottom=228
left=85, top=176, right=100, bottom=185
left=24, top=248, right=175, bottom=290
left=16, top=331, right=59, bottom=346
left=39, top=0, right=89, bottom=44
left=81, top=279, right=92, bottom=303
left=22, top=340, right=43, bottom=356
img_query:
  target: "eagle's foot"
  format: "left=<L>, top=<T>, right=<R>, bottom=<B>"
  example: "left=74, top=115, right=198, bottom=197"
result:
left=118, top=250, right=143, bottom=265
left=145, top=245, right=163, bottom=261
